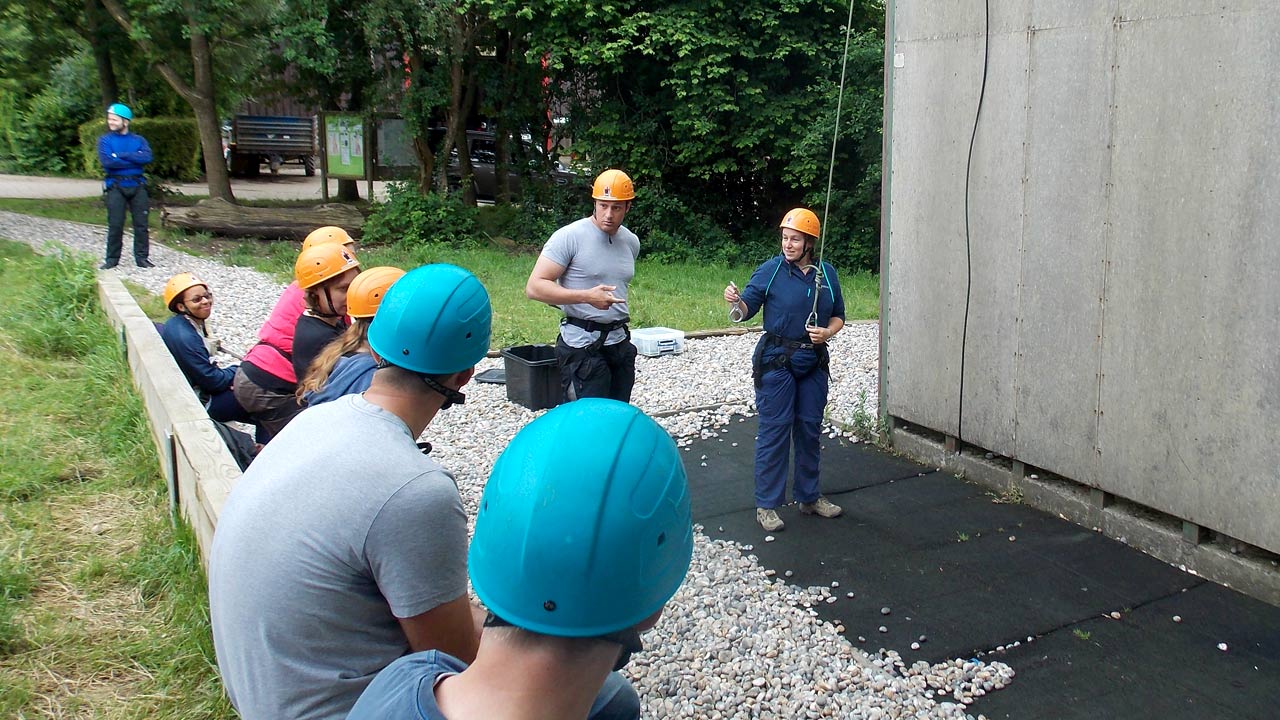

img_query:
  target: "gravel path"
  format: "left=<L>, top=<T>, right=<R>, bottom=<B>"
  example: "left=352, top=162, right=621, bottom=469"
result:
left=2, top=210, right=1009, bottom=719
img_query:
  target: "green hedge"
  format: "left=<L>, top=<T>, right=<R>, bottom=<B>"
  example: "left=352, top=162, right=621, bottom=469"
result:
left=79, top=117, right=202, bottom=181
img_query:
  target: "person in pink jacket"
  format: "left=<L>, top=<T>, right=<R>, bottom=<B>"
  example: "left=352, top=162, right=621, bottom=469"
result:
left=231, top=227, right=357, bottom=440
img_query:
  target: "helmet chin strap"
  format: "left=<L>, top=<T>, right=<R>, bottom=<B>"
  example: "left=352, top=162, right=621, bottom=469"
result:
left=483, top=612, right=643, bottom=672
left=376, top=359, right=466, bottom=409
left=311, top=286, right=345, bottom=319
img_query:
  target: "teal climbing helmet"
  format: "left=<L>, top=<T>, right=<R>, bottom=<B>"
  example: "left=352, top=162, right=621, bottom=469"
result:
left=106, top=103, right=132, bottom=120
left=470, top=399, right=693, bottom=638
left=366, top=263, right=491, bottom=375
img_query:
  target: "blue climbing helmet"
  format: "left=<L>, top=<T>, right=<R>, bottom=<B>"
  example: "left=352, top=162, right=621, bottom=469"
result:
left=366, top=263, right=491, bottom=375
left=106, top=103, right=132, bottom=121
left=470, top=399, right=693, bottom=638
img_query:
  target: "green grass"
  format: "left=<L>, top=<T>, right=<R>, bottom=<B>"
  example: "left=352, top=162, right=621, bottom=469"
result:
left=0, top=239, right=234, bottom=718
left=0, top=196, right=359, bottom=230
left=0, top=198, right=881, bottom=346
left=0, top=197, right=129, bottom=228
left=180, top=236, right=881, bottom=348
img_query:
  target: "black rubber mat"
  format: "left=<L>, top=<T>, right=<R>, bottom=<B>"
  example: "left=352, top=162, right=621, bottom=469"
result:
left=970, top=582, right=1279, bottom=720
left=684, top=414, right=930, bottom=520
left=683, top=431, right=1280, bottom=720
left=473, top=368, right=506, bottom=384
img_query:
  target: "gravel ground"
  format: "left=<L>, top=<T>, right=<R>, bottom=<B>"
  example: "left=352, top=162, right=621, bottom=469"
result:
left=2, top=211, right=1010, bottom=718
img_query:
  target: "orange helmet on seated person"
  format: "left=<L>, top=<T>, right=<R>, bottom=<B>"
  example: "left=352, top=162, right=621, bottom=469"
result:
left=295, top=243, right=360, bottom=290
left=346, top=266, right=406, bottom=319
left=301, top=226, right=356, bottom=252
left=163, top=272, right=208, bottom=312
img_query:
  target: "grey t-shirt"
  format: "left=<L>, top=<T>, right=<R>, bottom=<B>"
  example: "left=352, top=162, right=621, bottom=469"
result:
left=208, top=394, right=467, bottom=720
left=541, top=216, right=639, bottom=348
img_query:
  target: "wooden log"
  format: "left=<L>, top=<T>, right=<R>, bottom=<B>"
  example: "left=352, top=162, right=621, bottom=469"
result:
left=161, top=197, right=364, bottom=241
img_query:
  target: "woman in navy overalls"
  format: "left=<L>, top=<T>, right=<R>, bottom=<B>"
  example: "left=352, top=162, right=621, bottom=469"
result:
left=724, top=208, right=846, bottom=532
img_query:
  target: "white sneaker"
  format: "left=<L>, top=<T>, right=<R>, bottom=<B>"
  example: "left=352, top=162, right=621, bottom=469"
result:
left=756, top=508, right=785, bottom=532
left=799, top=496, right=843, bottom=518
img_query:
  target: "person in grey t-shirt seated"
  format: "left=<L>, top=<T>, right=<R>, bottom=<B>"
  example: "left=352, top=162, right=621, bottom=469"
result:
left=208, top=263, right=492, bottom=720
left=526, top=169, right=640, bottom=403
left=347, top=398, right=693, bottom=720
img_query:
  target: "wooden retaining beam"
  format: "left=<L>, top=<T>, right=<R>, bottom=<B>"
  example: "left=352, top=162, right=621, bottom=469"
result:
left=96, top=274, right=242, bottom=565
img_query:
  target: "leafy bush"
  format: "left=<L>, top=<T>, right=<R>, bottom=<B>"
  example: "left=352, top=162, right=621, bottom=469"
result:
left=479, top=183, right=587, bottom=248
left=78, top=116, right=202, bottom=181
left=361, top=183, right=480, bottom=247
left=0, top=90, right=22, bottom=171
left=5, top=51, right=99, bottom=175
left=626, top=185, right=777, bottom=267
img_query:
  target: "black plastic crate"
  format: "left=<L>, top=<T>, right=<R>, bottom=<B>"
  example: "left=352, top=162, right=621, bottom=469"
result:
left=500, top=344, right=561, bottom=410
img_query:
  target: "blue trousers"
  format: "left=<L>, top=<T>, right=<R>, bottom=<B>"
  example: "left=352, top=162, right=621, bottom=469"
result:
left=753, top=357, right=829, bottom=509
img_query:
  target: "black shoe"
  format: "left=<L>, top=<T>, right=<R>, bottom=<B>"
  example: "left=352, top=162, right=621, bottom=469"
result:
left=135, top=259, right=156, bottom=268
left=99, top=261, right=118, bottom=270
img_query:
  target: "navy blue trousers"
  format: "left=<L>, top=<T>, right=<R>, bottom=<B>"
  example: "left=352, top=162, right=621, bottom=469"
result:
left=104, top=183, right=150, bottom=263
left=753, top=357, right=828, bottom=509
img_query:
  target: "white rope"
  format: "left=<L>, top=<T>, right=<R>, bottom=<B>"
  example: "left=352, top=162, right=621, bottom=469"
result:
left=809, top=0, right=858, bottom=327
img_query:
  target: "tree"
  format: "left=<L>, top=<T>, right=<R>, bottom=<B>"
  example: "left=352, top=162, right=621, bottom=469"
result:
left=274, top=0, right=376, bottom=201
left=473, top=0, right=885, bottom=268
left=359, top=0, right=494, bottom=203
left=98, top=0, right=272, bottom=201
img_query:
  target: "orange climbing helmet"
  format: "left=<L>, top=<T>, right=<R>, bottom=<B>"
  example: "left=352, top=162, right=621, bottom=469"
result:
left=295, top=243, right=360, bottom=289
left=779, top=208, right=820, bottom=239
left=591, top=169, right=635, bottom=201
left=163, top=272, right=208, bottom=312
left=346, top=266, right=406, bottom=319
left=301, top=226, right=355, bottom=252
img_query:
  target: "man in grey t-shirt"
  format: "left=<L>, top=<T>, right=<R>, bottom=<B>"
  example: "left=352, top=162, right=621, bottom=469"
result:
left=208, top=264, right=493, bottom=720
left=526, top=169, right=640, bottom=403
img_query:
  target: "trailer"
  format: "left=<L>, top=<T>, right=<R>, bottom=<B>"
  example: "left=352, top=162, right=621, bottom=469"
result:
left=224, top=115, right=318, bottom=177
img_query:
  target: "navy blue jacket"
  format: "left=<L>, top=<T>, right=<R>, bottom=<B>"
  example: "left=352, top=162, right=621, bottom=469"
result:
left=740, top=255, right=846, bottom=339
left=161, top=315, right=237, bottom=395
left=98, top=131, right=152, bottom=188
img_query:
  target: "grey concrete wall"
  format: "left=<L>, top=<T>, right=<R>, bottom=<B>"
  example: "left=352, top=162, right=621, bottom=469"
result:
left=883, top=1, right=1280, bottom=553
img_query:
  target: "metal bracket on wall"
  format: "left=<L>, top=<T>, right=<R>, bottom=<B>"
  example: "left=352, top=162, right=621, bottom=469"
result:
left=165, top=429, right=179, bottom=525
left=1182, top=521, right=1211, bottom=546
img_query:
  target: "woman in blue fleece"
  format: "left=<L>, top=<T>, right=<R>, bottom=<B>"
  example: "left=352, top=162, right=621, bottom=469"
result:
left=97, top=103, right=154, bottom=269
left=160, top=273, right=259, bottom=436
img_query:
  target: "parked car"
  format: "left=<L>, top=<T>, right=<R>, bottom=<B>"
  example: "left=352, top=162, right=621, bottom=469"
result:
left=442, top=130, right=577, bottom=199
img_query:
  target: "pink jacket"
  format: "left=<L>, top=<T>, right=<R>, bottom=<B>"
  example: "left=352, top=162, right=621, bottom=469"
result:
left=244, top=282, right=305, bottom=383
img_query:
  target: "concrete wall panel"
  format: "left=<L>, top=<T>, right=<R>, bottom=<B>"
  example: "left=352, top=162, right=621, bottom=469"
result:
left=885, top=0, right=1280, bottom=553
left=884, top=32, right=985, bottom=435
left=1011, top=23, right=1113, bottom=484
left=953, top=29, right=1030, bottom=456
left=1100, top=9, right=1280, bottom=549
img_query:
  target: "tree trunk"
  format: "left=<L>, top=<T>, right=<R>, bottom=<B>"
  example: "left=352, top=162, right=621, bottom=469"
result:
left=187, top=19, right=233, bottom=201
left=493, top=31, right=512, bottom=205
left=83, top=0, right=119, bottom=107
left=99, top=0, right=233, bottom=201
left=163, top=198, right=363, bottom=239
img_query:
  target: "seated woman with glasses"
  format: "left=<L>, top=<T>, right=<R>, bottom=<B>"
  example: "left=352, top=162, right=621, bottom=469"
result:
left=159, top=273, right=262, bottom=441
